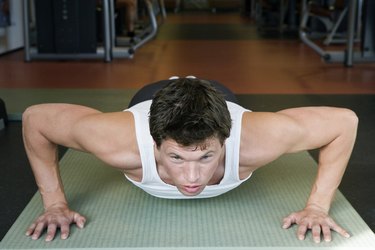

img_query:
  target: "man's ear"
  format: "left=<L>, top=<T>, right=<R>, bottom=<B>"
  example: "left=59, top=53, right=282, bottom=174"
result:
left=153, top=140, right=160, bottom=150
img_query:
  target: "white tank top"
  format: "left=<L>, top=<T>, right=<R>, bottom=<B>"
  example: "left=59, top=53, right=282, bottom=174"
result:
left=125, top=100, right=251, bottom=199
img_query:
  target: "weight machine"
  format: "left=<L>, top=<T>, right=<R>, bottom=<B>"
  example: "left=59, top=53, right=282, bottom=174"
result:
left=299, top=0, right=375, bottom=66
left=23, top=0, right=164, bottom=62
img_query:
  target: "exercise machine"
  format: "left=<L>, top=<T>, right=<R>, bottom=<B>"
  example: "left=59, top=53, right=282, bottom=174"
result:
left=301, top=0, right=352, bottom=45
left=112, top=0, right=165, bottom=57
left=23, top=0, right=112, bottom=62
left=23, top=0, right=164, bottom=62
left=299, top=0, right=375, bottom=66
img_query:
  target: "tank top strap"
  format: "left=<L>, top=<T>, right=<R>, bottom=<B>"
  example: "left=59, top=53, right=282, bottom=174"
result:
left=125, top=100, right=157, bottom=183
left=221, top=101, right=248, bottom=183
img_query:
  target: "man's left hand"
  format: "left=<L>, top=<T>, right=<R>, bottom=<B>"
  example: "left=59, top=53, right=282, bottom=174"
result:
left=282, top=204, right=351, bottom=243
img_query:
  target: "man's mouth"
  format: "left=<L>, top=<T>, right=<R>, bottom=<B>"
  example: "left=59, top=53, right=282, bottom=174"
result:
left=182, top=185, right=201, bottom=194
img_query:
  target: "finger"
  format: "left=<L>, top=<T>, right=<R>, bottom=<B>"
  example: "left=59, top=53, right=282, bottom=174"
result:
left=312, top=224, right=321, bottom=243
left=282, top=214, right=296, bottom=229
left=45, top=223, right=57, bottom=242
left=26, top=223, right=37, bottom=236
left=73, top=213, right=86, bottom=229
left=330, top=222, right=351, bottom=238
left=297, top=223, right=308, bottom=241
left=282, top=217, right=293, bottom=229
left=60, top=223, right=70, bottom=240
left=31, top=222, right=46, bottom=240
left=322, top=225, right=332, bottom=242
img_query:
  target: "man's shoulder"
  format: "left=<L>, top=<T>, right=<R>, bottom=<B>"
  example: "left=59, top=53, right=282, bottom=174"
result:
left=239, top=111, right=290, bottom=170
left=76, top=111, right=140, bottom=169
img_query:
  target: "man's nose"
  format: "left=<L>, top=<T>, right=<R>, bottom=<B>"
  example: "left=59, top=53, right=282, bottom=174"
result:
left=185, top=162, right=200, bottom=183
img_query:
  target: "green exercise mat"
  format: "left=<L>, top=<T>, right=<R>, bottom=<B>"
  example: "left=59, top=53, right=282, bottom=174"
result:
left=1, top=150, right=375, bottom=249
left=0, top=88, right=137, bottom=120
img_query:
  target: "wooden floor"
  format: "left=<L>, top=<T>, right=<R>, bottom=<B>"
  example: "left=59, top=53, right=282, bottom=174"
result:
left=0, top=12, right=374, bottom=94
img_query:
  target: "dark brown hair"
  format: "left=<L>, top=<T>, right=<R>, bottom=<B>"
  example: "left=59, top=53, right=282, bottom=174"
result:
left=149, top=78, right=231, bottom=148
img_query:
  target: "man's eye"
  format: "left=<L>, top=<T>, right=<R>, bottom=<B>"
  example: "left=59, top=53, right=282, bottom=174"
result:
left=201, top=155, right=212, bottom=160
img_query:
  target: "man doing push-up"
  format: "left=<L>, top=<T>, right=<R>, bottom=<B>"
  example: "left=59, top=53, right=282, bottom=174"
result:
left=22, top=77, right=357, bottom=243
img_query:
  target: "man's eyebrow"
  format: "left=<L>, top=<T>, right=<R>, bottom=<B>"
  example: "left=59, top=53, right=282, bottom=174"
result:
left=200, top=151, right=215, bottom=158
left=168, top=153, right=183, bottom=158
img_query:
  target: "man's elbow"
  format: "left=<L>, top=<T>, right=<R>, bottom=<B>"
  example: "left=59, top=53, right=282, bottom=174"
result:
left=339, top=108, right=359, bottom=134
left=22, top=104, right=46, bottom=132
left=344, top=108, right=358, bottom=127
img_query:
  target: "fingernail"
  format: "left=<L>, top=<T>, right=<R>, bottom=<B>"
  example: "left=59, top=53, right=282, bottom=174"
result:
left=298, top=235, right=304, bottom=241
left=314, top=238, right=320, bottom=243
left=344, top=233, right=351, bottom=238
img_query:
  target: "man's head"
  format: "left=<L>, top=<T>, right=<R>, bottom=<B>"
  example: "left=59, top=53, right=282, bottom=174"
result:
left=149, top=78, right=232, bottom=149
left=149, top=78, right=232, bottom=196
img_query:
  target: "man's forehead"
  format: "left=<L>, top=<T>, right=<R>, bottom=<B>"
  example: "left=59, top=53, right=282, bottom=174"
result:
left=162, top=138, right=221, bottom=151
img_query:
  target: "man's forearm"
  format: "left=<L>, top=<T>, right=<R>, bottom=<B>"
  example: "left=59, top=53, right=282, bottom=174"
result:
left=305, top=116, right=358, bottom=212
left=38, top=169, right=68, bottom=209
left=25, top=146, right=68, bottom=209
left=23, top=112, right=68, bottom=209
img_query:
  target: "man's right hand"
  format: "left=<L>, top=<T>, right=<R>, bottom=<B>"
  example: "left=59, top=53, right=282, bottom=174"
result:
left=25, top=202, right=86, bottom=242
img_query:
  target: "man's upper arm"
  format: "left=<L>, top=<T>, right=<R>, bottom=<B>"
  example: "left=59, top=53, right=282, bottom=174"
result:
left=23, top=103, right=139, bottom=169
left=277, top=106, right=358, bottom=153
left=23, top=103, right=103, bottom=151
left=71, top=110, right=139, bottom=164
left=239, top=111, right=304, bottom=168
left=239, top=107, right=357, bottom=167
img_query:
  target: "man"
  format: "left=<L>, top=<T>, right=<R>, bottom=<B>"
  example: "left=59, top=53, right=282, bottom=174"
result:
left=23, top=77, right=357, bottom=243
left=116, top=0, right=138, bottom=38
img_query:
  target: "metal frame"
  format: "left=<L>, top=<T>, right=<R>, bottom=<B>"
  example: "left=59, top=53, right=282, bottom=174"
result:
left=132, top=0, right=159, bottom=51
left=299, top=0, right=375, bottom=66
left=23, top=0, right=164, bottom=61
left=23, top=0, right=112, bottom=62
left=111, top=0, right=160, bottom=58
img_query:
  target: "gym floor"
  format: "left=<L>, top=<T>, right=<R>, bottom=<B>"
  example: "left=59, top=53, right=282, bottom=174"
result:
left=1, top=11, right=375, bottom=241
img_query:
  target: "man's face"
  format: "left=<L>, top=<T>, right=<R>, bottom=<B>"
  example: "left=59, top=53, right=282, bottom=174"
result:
left=155, top=138, right=225, bottom=197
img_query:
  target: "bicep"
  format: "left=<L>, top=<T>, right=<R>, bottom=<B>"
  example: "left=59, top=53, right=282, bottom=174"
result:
left=276, top=106, right=356, bottom=153
left=71, top=111, right=140, bottom=168
left=23, top=103, right=139, bottom=169
left=240, top=107, right=353, bottom=166
left=23, top=103, right=102, bottom=151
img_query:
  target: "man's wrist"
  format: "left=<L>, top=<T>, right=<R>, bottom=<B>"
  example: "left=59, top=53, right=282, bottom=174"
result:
left=305, top=202, right=329, bottom=213
left=41, top=189, right=68, bottom=210
left=306, top=184, right=335, bottom=213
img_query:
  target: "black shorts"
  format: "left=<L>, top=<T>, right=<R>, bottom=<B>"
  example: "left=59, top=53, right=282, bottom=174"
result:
left=128, top=79, right=238, bottom=108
